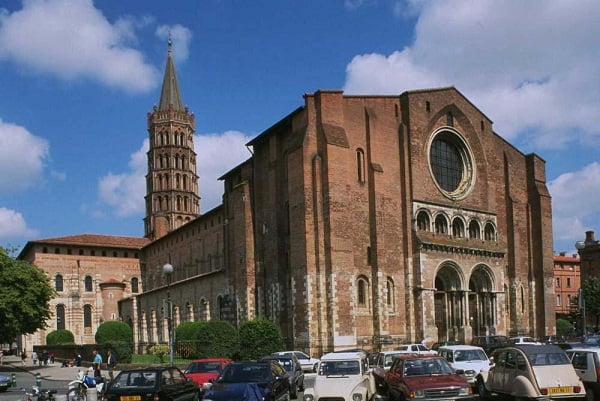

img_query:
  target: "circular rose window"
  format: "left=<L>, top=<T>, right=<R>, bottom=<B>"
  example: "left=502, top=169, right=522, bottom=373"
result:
left=428, top=129, right=474, bottom=200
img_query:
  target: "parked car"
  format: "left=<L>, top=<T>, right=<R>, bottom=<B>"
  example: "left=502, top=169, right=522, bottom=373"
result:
left=395, top=344, right=437, bottom=355
left=431, top=340, right=463, bottom=352
left=371, top=351, right=404, bottom=394
left=438, top=345, right=492, bottom=387
left=202, top=361, right=290, bottom=401
left=302, top=351, right=375, bottom=401
left=477, top=344, right=585, bottom=400
left=510, top=336, right=542, bottom=345
left=471, top=335, right=511, bottom=355
left=385, top=354, right=475, bottom=401
left=184, top=358, right=231, bottom=393
left=260, top=355, right=304, bottom=399
left=566, top=347, right=600, bottom=401
left=272, top=350, right=319, bottom=373
left=104, top=367, right=200, bottom=401
left=0, top=373, right=10, bottom=392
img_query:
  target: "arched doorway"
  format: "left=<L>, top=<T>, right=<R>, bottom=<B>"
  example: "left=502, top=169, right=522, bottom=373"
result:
left=469, top=265, right=496, bottom=336
left=434, top=263, right=466, bottom=341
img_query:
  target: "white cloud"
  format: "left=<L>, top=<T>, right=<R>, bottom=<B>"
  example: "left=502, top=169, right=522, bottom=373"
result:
left=155, top=24, right=192, bottom=64
left=0, top=118, right=48, bottom=194
left=0, top=207, right=38, bottom=239
left=344, top=0, right=600, bottom=147
left=0, top=0, right=159, bottom=92
left=97, top=131, right=252, bottom=217
left=548, top=163, right=600, bottom=241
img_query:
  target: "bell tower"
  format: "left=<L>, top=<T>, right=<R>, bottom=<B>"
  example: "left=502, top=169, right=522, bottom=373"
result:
left=144, top=40, right=200, bottom=240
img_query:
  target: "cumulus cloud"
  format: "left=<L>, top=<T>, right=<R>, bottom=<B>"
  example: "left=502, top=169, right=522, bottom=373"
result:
left=0, top=118, right=48, bottom=194
left=97, top=131, right=252, bottom=217
left=344, top=0, right=600, bottom=147
left=155, top=24, right=192, bottom=64
left=0, top=0, right=159, bottom=92
left=0, top=207, right=38, bottom=239
left=548, top=163, right=600, bottom=242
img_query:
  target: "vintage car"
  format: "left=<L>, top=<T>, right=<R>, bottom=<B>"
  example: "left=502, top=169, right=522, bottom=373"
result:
left=478, top=344, right=585, bottom=401
left=302, top=351, right=375, bottom=401
left=385, top=354, right=475, bottom=401
left=104, top=367, right=200, bottom=401
left=438, top=345, right=491, bottom=387
left=566, top=347, right=600, bottom=401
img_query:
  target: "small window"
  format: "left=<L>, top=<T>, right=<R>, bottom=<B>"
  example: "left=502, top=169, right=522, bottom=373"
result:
left=357, top=276, right=369, bottom=308
left=556, top=294, right=561, bottom=306
left=556, top=278, right=561, bottom=288
left=567, top=278, right=571, bottom=287
left=435, top=215, right=448, bottom=234
left=446, top=112, right=454, bottom=126
left=56, top=304, right=66, bottom=330
left=417, top=211, right=430, bottom=231
left=55, top=274, right=64, bottom=292
left=469, top=221, right=481, bottom=239
left=84, top=275, right=93, bottom=292
left=131, top=277, right=139, bottom=293
left=357, top=148, right=366, bottom=183
left=452, top=218, right=465, bottom=238
left=484, top=223, right=496, bottom=241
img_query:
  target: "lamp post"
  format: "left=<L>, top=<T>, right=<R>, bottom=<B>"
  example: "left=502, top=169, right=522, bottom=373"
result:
left=163, top=263, right=174, bottom=366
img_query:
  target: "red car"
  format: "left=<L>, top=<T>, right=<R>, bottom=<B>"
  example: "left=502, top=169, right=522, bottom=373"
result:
left=184, top=358, right=232, bottom=392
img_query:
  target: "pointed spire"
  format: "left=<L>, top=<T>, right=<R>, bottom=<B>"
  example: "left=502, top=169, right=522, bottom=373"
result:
left=158, top=38, right=184, bottom=111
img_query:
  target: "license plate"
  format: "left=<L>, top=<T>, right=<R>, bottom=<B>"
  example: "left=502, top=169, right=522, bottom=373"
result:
left=120, top=396, right=142, bottom=401
left=548, top=387, right=573, bottom=394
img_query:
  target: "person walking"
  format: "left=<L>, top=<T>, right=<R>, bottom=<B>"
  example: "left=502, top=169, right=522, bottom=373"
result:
left=107, top=350, right=117, bottom=380
left=21, top=349, right=27, bottom=366
left=32, top=350, right=38, bottom=365
left=92, top=349, right=103, bottom=377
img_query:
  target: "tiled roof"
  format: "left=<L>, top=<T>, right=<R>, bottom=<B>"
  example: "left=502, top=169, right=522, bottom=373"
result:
left=28, top=234, right=150, bottom=249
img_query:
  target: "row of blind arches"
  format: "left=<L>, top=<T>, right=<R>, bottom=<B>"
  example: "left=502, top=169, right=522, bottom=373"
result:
left=153, top=153, right=195, bottom=170
left=54, top=274, right=139, bottom=293
left=154, top=131, right=192, bottom=148
left=416, top=210, right=497, bottom=241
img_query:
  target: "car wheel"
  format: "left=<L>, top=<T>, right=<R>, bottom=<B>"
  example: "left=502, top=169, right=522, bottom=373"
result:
left=477, top=377, right=489, bottom=400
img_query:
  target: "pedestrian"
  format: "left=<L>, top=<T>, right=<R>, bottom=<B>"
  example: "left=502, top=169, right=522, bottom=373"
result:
left=107, top=350, right=117, bottom=380
left=74, top=352, right=82, bottom=367
left=21, top=349, right=27, bottom=366
left=92, top=349, right=103, bottom=377
left=0, top=350, right=4, bottom=366
left=50, top=351, right=55, bottom=364
left=32, top=350, right=38, bottom=365
left=42, top=349, right=49, bottom=366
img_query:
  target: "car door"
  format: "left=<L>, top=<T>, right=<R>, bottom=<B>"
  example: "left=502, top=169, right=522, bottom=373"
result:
left=168, top=368, right=196, bottom=401
left=270, top=363, right=288, bottom=401
left=570, top=351, right=596, bottom=385
left=487, top=350, right=506, bottom=392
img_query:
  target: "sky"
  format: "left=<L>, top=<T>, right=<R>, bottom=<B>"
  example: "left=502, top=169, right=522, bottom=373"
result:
left=0, top=0, right=599, bottom=256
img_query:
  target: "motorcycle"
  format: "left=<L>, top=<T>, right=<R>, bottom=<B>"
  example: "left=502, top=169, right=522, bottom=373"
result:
left=67, top=369, right=105, bottom=401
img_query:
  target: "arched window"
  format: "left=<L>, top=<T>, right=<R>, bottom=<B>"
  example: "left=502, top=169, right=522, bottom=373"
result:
left=356, top=148, right=366, bottom=183
left=484, top=222, right=496, bottom=241
left=180, top=133, right=185, bottom=147
left=55, top=274, right=64, bottom=292
left=176, top=174, right=181, bottom=189
left=357, top=276, right=369, bottom=308
left=435, top=215, right=448, bottom=234
left=83, top=304, right=92, bottom=333
left=183, top=175, right=188, bottom=190
left=217, top=296, right=225, bottom=320
left=386, top=277, right=395, bottom=312
left=56, top=304, right=65, bottom=330
left=177, top=196, right=182, bottom=211
left=469, top=220, right=481, bottom=239
left=452, top=218, right=465, bottom=238
left=417, top=211, right=430, bottom=231
left=84, top=275, right=93, bottom=292
left=131, top=277, right=139, bottom=293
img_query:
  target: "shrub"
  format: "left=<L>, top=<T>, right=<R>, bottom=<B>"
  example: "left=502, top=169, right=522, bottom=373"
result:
left=557, top=318, right=574, bottom=337
left=238, top=318, right=286, bottom=360
left=102, top=341, right=132, bottom=364
left=176, top=321, right=207, bottom=358
left=148, top=344, right=169, bottom=363
left=95, top=321, right=133, bottom=344
left=194, top=320, right=239, bottom=358
left=46, top=329, right=75, bottom=345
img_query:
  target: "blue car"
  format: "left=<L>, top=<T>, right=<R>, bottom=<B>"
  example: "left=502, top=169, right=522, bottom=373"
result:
left=202, top=361, right=290, bottom=401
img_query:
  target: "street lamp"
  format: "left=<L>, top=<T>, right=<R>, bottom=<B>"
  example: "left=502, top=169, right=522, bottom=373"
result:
left=163, top=263, right=174, bottom=366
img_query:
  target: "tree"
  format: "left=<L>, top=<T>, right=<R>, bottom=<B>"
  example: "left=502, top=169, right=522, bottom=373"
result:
left=46, top=329, right=75, bottom=345
left=0, top=247, right=55, bottom=343
left=556, top=318, right=573, bottom=338
left=194, top=320, right=239, bottom=358
left=582, top=277, right=600, bottom=331
left=95, top=321, right=133, bottom=344
left=238, top=318, right=286, bottom=360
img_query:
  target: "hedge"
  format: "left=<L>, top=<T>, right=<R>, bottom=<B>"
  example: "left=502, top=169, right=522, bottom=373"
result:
left=238, top=318, right=286, bottom=360
left=194, top=320, right=239, bottom=358
left=46, top=329, right=75, bottom=345
left=95, top=321, right=133, bottom=344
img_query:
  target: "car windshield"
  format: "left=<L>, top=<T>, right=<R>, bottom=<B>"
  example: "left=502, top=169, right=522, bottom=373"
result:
left=403, top=358, right=453, bottom=376
left=527, top=352, right=570, bottom=366
left=218, top=364, right=272, bottom=383
left=453, top=350, right=487, bottom=362
left=319, top=360, right=360, bottom=376
left=112, top=371, right=158, bottom=389
left=186, top=361, right=223, bottom=373
left=384, top=353, right=401, bottom=367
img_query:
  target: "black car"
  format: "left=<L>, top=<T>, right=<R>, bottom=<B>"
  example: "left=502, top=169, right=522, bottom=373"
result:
left=103, top=367, right=200, bottom=401
left=260, top=355, right=304, bottom=399
left=202, top=361, right=290, bottom=401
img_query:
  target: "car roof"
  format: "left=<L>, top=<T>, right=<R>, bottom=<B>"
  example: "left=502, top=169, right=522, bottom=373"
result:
left=438, top=345, right=484, bottom=351
left=321, top=351, right=365, bottom=360
left=495, top=344, right=564, bottom=355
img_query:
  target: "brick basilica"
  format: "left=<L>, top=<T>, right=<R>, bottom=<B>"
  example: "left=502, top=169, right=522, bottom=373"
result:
left=20, top=43, right=556, bottom=354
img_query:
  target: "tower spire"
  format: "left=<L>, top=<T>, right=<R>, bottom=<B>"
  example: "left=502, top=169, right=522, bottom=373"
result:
left=158, top=38, right=184, bottom=111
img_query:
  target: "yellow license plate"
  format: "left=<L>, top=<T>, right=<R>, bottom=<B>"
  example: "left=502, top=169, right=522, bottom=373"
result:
left=121, top=396, right=141, bottom=401
left=548, top=387, right=573, bottom=394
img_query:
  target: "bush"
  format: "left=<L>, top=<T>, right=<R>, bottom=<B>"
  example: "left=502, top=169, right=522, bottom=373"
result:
left=102, top=341, right=132, bottom=364
left=557, top=318, right=574, bottom=337
left=194, top=320, right=239, bottom=358
left=176, top=321, right=207, bottom=358
left=46, top=329, right=75, bottom=345
left=95, top=321, right=133, bottom=344
left=238, top=318, right=286, bottom=360
left=148, top=344, right=169, bottom=363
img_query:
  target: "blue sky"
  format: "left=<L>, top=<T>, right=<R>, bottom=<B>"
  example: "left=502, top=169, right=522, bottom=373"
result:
left=0, top=0, right=599, bottom=255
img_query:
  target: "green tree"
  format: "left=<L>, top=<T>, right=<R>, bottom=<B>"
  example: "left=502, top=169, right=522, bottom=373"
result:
left=238, top=318, right=286, bottom=360
left=556, top=318, right=573, bottom=338
left=582, top=277, right=600, bottom=331
left=0, top=247, right=55, bottom=343
left=46, top=329, right=75, bottom=345
left=194, top=320, right=239, bottom=358
left=95, top=321, right=133, bottom=344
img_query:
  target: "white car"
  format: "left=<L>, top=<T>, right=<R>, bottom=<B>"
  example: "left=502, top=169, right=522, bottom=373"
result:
left=272, top=351, right=320, bottom=373
left=396, top=343, right=437, bottom=355
left=510, top=336, right=542, bottom=345
left=302, top=351, right=375, bottom=401
left=371, top=350, right=404, bottom=394
left=566, top=347, right=600, bottom=401
left=438, top=345, right=491, bottom=386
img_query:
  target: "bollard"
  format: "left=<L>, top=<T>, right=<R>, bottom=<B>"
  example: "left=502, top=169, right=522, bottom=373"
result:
left=35, top=373, right=42, bottom=388
left=87, top=387, right=98, bottom=401
left=11, top=373, right=16, bottom=387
